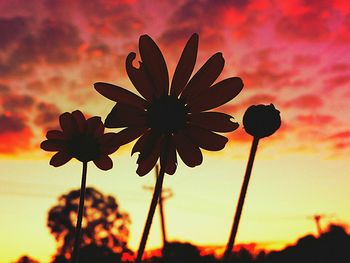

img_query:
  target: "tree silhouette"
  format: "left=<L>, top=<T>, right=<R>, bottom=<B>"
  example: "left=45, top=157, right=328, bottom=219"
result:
left=13, top=256, right=40, bottom=263
left=47, top=187, right=131, bottom=259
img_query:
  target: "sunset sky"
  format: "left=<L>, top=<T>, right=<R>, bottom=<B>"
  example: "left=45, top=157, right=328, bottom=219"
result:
left=1, top=0, right=350, bottom=262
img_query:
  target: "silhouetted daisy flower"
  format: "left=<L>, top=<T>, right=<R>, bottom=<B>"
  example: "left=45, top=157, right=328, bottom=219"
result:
left=41, top=110, right=120, bottom=170
left=95, top=33, right=243, bottom=176
left=95, top=33, right=243, bottom=263
left=41, top=110, right=121, bottom=263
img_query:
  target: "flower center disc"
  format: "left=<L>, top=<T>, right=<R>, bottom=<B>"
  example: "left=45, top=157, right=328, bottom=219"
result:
left=68, top=135, right=100, bottom=162
left=146, top=96, right=188, bottom=134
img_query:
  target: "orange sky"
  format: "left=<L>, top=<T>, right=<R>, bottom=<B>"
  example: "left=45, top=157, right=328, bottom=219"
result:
left=0, top=0, right=350, bottom=262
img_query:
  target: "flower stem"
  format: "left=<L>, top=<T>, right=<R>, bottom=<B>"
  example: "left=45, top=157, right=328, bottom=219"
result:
left=222, top=137, right=259, bottom=263
left=135, top=145, right=169, bottom=263
left=155, top=164, right=168, bottom=249
left=71, top=161, right=88, bottom=263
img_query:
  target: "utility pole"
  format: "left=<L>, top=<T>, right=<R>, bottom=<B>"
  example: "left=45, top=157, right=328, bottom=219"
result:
left=313, top=214, right=323, bottom=236
left=143, top=164, right=173, bottom=249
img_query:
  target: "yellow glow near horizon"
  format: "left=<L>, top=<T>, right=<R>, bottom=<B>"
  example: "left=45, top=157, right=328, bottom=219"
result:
left=1, top=143, right=349, bottom=262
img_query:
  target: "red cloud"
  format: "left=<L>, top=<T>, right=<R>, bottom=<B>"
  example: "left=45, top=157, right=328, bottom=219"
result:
left=283, top=94, right=323, bottom=109
left=34, top=102, right=61, bottom=132
left=275, top=0, right=333, bottom=41
left=329, top=131, right=350, bottom=140
left=334, top=0, right=350, bottom=15
left=0, top=85, right=62, bottom=153
left=328, top=130, right=350, bottom=152
left=0, top=17, right=83, bottom=76
left=326, top=74, right=350, bottom=88
left=2, top=94, right=35, bottom=113
left=159, top=0, right=266, bottom=51
left=295, top=114, right=335, bottom=125
left=276, top=14, right=331, bottom=41
left=334, top=14, right=350, bottom=42
left=0, top=17, right=28, bottom=49
left=0, top=114, right=34, bottom=153
left=333, top=142, right=350, bottom=150
left=320, top=63, right=349, bottom=74
left=43, top=0, right=144, bottom=38
left=237, top=49, right=301, bottom=91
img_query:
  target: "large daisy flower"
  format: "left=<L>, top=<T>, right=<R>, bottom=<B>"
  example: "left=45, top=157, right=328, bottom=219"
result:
left=41, top=110, right=120, bottom=170
left=95, top=33, right=243, bottom=176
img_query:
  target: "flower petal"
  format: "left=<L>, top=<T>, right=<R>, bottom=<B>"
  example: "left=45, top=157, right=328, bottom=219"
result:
left=46, top=130, right=65, bottom=140
left=93, top=155, right=113, bottom=171
left=139, top=35, right=169, bottom=97
left=50, top=151, right=72, bottom=167
left=189, top=112, right=239, bottom=132
left=190, top=77, right=244, bottom=112
left=136, top=135, right=162, bottom=176
left=162, top=136, right=177, bottom=175
left=115, top=126, right=148, bottom=146
left=131, top=129, right=156, bottom=157
left=59, top=112, right=77, bottom=136
left=186, top=126, right=228, bottom=151
left=41, top=140, right=66, bottom=152
left=71, top=110, right=86, bottom=133
left=173, top=131, right=202, bottom=167
left=126, top=52, right=154, bottom=101
left=87, top=116, right=104, bottom=137
left=180, top=52, right=224, bottom=101
left=170, top=33, right=198, bottom=97
left=105, top=103, right=146, bottom=128
left=94, top=82, right=147, bottom=109
left=99, top=133, right=120, bottom=155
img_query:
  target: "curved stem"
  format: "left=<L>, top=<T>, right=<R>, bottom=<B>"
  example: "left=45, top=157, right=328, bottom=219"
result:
left=135, top=144, right=169, bottom=263
left=72, top=161, right=88, bottom=263
left=222, top=137, right=259, bottom=263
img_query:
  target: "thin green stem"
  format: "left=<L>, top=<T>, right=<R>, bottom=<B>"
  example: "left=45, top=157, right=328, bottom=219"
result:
left=135, top=143, right=169, bottom=263
left=222, top=137, right=259, bottom=263
left=71, top=161, right=88, bottom=263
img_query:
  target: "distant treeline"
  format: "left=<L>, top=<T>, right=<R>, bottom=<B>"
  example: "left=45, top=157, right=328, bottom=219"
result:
left=15, top=223, right=350, bottom=263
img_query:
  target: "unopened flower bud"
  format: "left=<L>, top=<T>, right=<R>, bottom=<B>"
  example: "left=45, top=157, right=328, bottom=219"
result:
left=243, top=104, right=281, bottom=138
